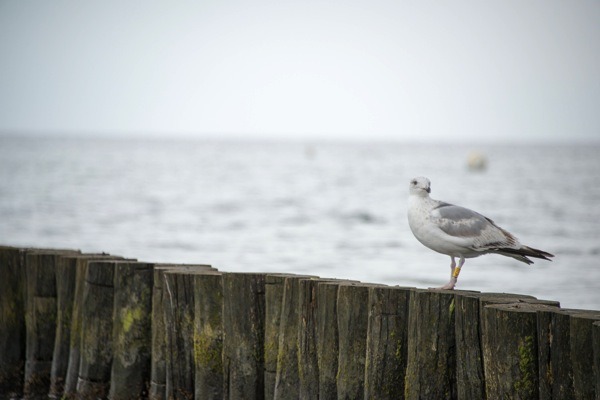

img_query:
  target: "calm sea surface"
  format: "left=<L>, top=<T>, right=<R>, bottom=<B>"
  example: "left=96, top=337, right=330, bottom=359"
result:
left=1, top=136, right=599, bottom=309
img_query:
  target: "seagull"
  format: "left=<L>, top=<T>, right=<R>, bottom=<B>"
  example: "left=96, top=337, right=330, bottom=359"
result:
left=407, top=176, right=554, bottom=289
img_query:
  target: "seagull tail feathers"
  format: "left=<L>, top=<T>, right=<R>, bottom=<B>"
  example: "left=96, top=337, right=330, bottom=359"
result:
left=495, top=246, right=554, bottom=265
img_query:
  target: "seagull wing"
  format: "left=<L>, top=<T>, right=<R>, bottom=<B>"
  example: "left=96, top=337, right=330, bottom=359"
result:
left=431, top=203, right=519, bottom=251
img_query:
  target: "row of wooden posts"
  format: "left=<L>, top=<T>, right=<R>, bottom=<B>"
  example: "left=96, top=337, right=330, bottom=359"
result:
left=1, top=245, right=600, bottom=399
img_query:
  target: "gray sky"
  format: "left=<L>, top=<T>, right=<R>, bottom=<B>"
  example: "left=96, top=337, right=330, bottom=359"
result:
left=1, top=1, right=599, bottom=142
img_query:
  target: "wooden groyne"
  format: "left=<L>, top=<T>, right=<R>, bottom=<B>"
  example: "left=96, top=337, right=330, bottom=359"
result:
left=1, top=245, right=600, bottom=400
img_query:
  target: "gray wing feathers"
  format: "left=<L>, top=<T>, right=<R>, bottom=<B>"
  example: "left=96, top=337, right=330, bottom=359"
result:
left=433, top=203, right=518, bottom=250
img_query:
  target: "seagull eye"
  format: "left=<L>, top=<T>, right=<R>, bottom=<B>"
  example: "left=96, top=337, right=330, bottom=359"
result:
left=411, top=180, right=417, bottom=185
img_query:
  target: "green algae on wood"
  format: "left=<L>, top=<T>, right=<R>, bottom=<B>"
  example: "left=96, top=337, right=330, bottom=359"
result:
left=482, top=302, right=558, bottom=400
left=109, top=262, right=154, bottom=400
left=51, top=253, right=122, bottom=399
left=77, top=260, right=118, bottom=398
left=264, top=274, right=290, bottom=400
left=194, top=271, right=223, bottom=400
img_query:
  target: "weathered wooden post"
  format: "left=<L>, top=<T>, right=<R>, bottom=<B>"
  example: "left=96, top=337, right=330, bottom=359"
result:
left=593, top=321, right=600, bottom=399
left=62, top=256, right=125, bottom=399
left=297, top=277, right=325, bottom=400
left=76, top=260, right=117, bottom=398
left=49, top=254, right=83, bottom=399
left=273, top=275, right=308, bottom=399
left=454, top=292, right=548, bottom=399
left=109, top=261, right=155, bottom=400
left=364, top=285, right=412, bottom=399
left=537, top=308, right=577, bottom=399
left=0, top=246, right=26, bottom=400
left=163, top=269, right=196, bottom=400
left=264, top=274, right=289, bottom=400
left=193, top=271, right=224, bottom=400
left=24, top=249, right=79, bottom=399
left=150, top=265, right=214, bottom=400
left=404, top=289, right=458, bottom=400
left=570, top=311, right=600, bottom=400
left=482, top=302, right=558, bottom=400
left=316, top=281, right=341, bottom=400
left=50, top=253, right=120, bottom=399
left=62, top=256, right=90, bottom=399
left=150, top=266, right=169, bottom=400
left=336, top=282, right=370, bottom=399
left=222, top=273, right=266, bottom=400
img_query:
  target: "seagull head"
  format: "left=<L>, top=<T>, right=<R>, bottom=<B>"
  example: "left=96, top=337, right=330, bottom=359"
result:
left=409, top=176, right=431, bottom=197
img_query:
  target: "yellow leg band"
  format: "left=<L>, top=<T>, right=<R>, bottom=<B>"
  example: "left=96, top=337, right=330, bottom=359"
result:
left=452, top=267, right=461, bottom=278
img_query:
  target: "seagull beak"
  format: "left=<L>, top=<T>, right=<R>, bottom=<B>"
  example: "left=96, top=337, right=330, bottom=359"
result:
left=425, top=186, right=431, bottom=193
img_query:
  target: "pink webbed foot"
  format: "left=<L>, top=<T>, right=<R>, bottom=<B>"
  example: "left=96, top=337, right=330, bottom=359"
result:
left=436, top=277, right=457, bottom=290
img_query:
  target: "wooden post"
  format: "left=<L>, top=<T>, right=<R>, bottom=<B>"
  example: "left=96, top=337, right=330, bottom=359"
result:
left=364, top=285, right=412, bottom=399
left=62, top=255, right=90, bottom=399
left=24, top=249, right=78, bottom=399
left=297, top=278, right=356, bottom=400
left=264, top=274, right=289, bottom=400
left=404, top=289, right=458, bottom=400
left=62, top=256, right=125, bottom=399
left=336, top=283, right=370, bottom=399
left=50, top=253, right=119, bottom=399
left=454, top=292, right=549, bottom=399
left=163, top=269, right=196, bottom=400
left=48, top=254, right=82, bottom=399
left=76, top=260, right=117, bottom=398
left=109, top=262, right=155, bottom=400
left=481, top=302, right=558, bottom=400
left=593, top=321, right=600, bottom=400
left=297, top=277, right=324, bottom=400
left=222, top=273, right=265, bottom=400
left=316, top=281, right=341, bottom=400
left=537, top=308, right=577, bottom=399
left=193, top=271, right=224, bottom=400
left=273, top=275, right=307, bottom=399
left=570, top=311, right=600, bottom=400
left=150, top=265, right=214, bottom=400
left=0, top=246, right=26, bottom=400
left=150, top=266, right=168, bottom=400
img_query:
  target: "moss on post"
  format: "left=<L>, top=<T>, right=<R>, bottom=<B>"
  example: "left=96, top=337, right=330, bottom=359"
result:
left=193, top=271, right=223, bottom=400
left=264, top=274, right=290, bottom=399
left=76, top=260, right=117, bottom=398
left=109, top=262, right=154, bottom=400
left=482, top=302, right=558, bottom=400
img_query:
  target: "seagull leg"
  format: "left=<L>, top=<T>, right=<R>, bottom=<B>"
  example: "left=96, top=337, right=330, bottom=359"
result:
left=438, top=256, right=465, bottom=289
left=437, top=257, right=457, bottom=290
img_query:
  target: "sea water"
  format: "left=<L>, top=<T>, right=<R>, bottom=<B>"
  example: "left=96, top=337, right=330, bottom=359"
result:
left=1, top=135, right=599, bottom=309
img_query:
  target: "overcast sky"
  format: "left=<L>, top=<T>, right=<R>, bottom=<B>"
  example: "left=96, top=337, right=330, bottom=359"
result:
left=1, top=1, right=599, bottom=142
